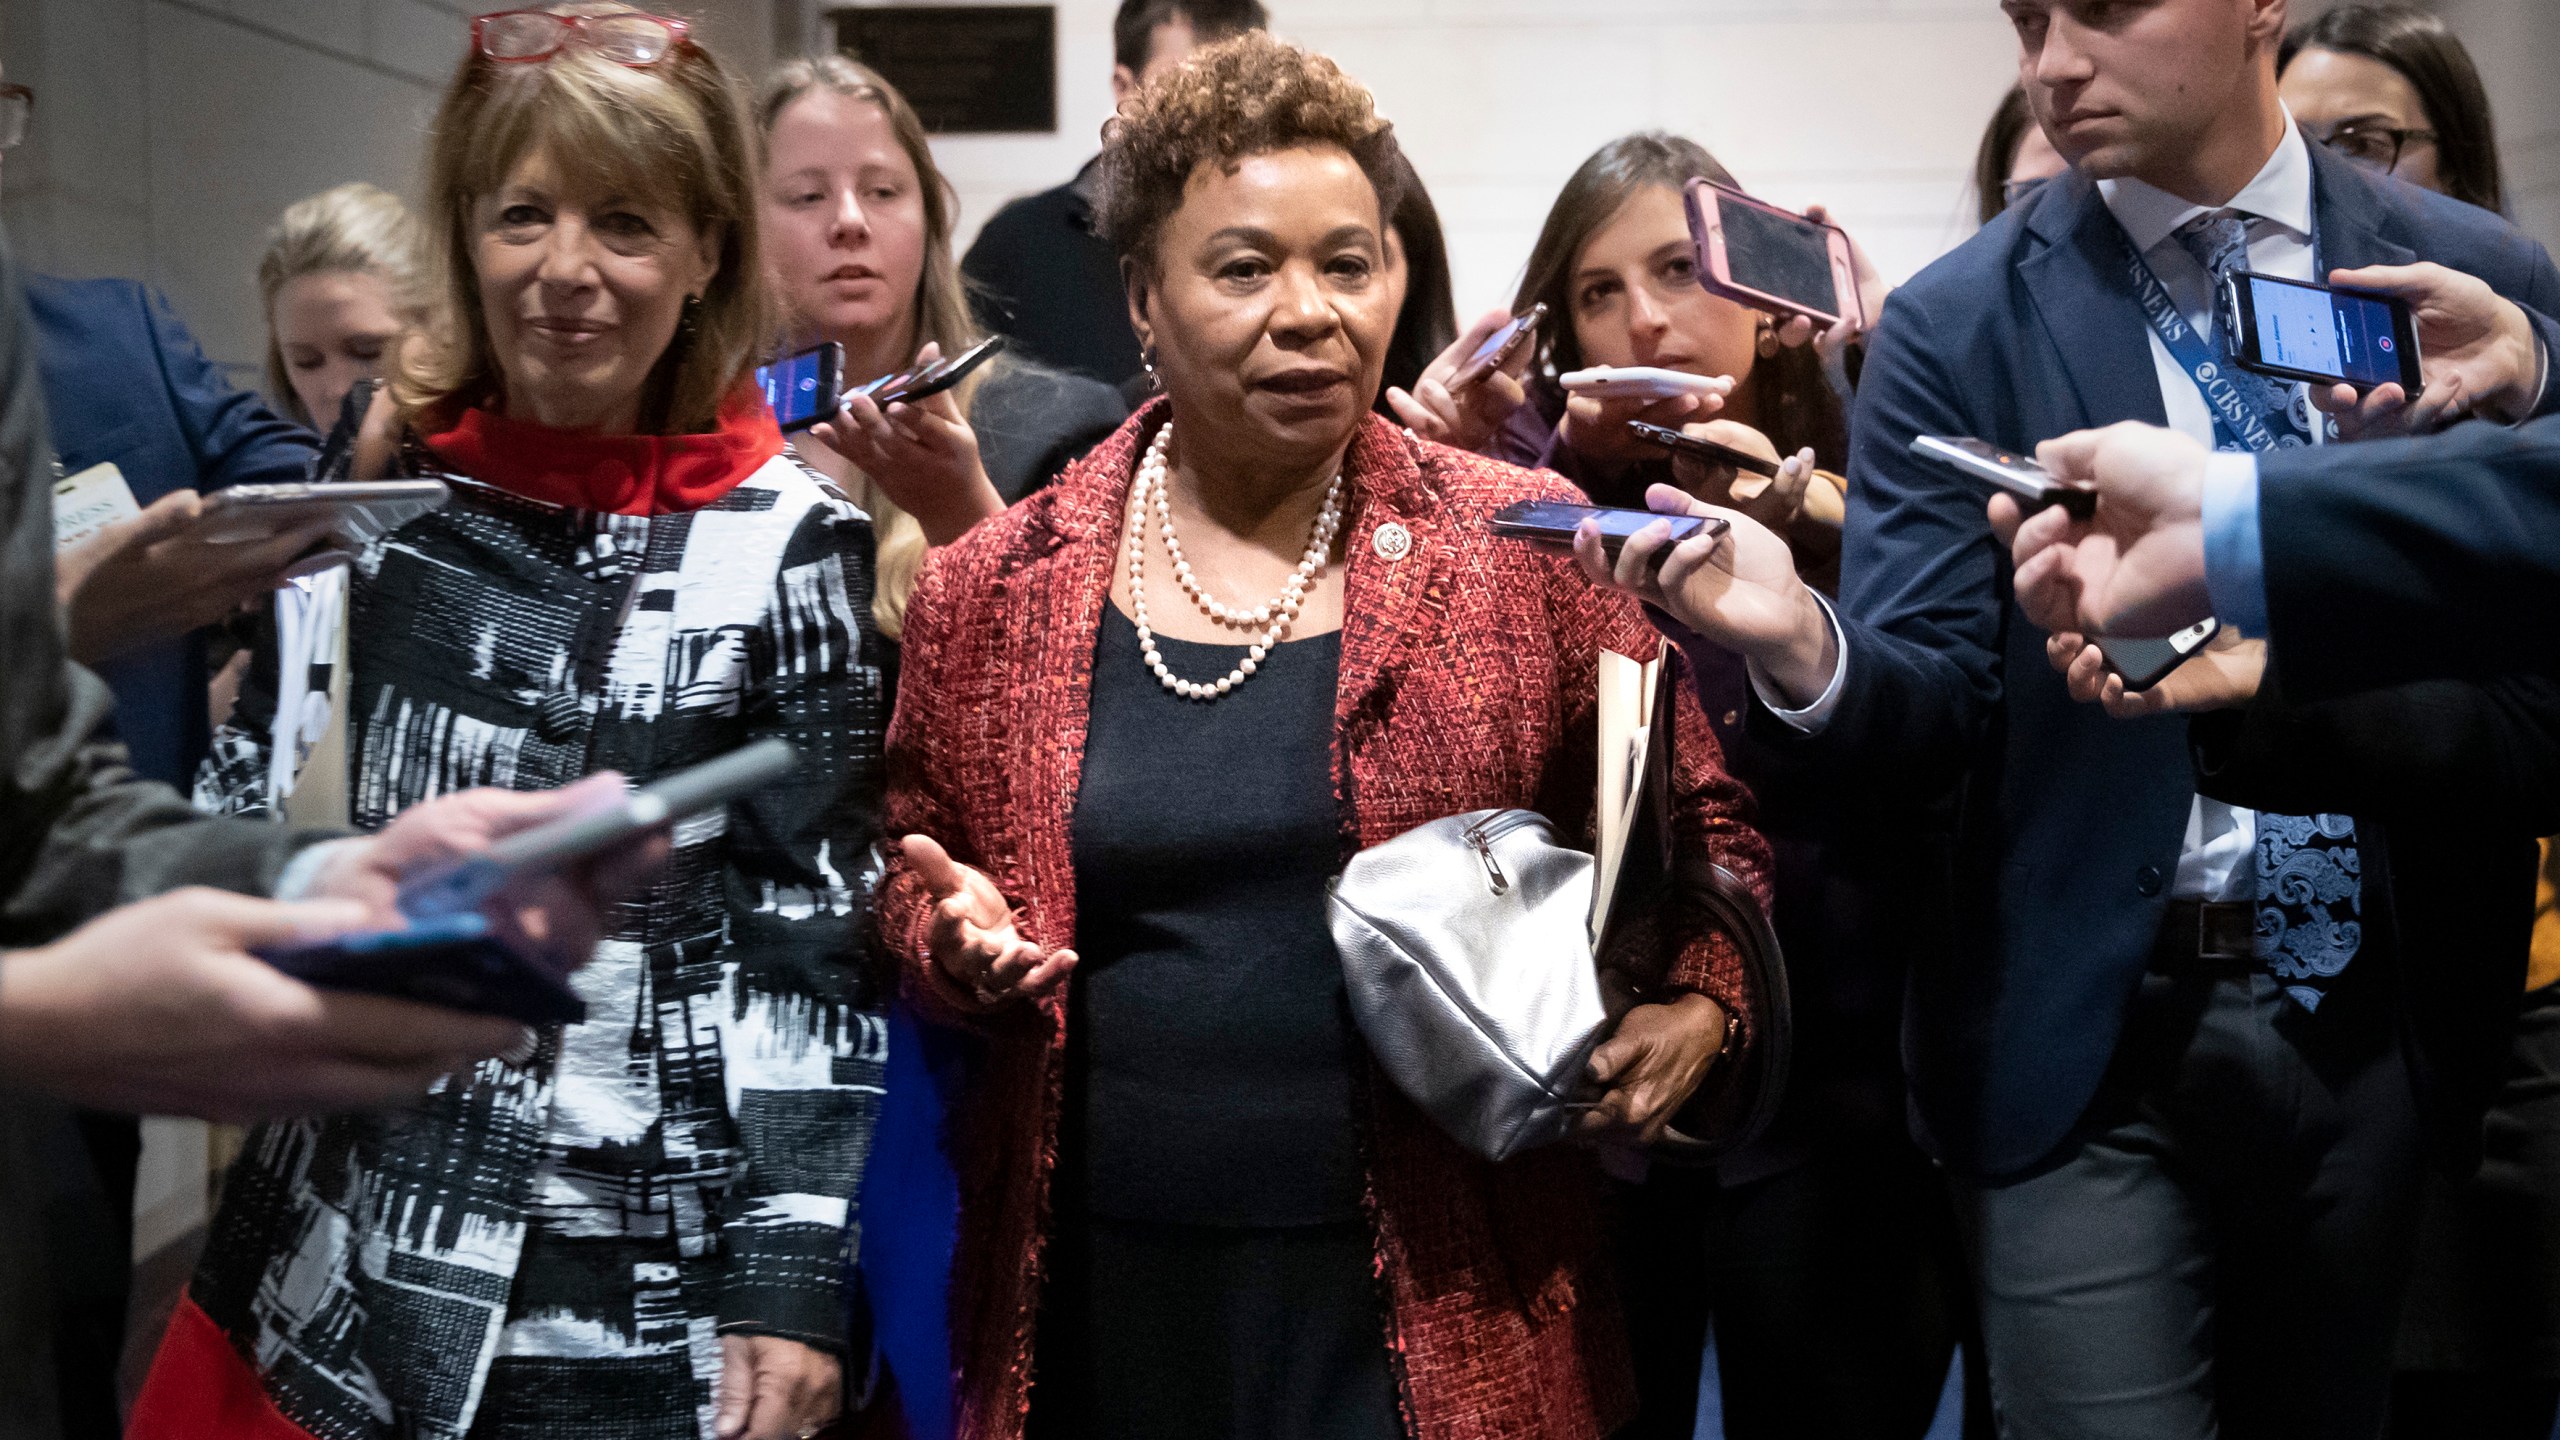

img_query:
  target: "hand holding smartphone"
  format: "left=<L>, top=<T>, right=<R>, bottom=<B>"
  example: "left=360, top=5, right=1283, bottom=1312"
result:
left=1910, top=436, right=2096, bottom=520
left=2222, top=271, right=2423, bottom=396
left=1626, top=420, right=1780, bottom=478
left=1684, top=179, right=1864, bottom=329
left=1490, top=498, right=1727, bottom=574
left=260, top=741, right=801, bottom=1027
left=1450, top=303, right=1547, bottom=390
left=758, top=341, right=845, bottom=433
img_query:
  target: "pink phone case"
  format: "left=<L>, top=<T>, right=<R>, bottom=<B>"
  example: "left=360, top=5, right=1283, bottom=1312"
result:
left=1684, top=177, right=1863, bottom=329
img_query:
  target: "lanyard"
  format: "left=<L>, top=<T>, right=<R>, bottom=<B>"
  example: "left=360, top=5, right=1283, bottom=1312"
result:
left=2109, top=221, right=2293, bottom=455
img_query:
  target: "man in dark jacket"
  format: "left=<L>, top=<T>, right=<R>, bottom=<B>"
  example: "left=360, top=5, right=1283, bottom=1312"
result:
left=959, top=0, right=1266, bottom=393
left=31, top=275, right=324, bottom=791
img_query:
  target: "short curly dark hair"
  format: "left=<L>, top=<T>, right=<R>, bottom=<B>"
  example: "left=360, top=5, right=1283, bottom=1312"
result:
left=1096, top=32, right=1407, bottom=274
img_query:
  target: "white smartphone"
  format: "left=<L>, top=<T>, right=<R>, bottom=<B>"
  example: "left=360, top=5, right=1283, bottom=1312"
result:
left=195, top=480, right=451, bottom=544
left=1557, top=366, right=1726, bottom=401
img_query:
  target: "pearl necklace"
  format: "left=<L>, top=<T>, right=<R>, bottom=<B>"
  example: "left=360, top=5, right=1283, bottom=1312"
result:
left=1125, top=419, right=1344, bottom=701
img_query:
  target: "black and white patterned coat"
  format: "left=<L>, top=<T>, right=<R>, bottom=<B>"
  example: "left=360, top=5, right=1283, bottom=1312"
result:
left=190, top=450, right=887, bottom=1440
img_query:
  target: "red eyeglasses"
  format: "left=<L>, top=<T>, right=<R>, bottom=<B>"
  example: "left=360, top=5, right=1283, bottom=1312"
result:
left=471, top=10, right=691, bottom=67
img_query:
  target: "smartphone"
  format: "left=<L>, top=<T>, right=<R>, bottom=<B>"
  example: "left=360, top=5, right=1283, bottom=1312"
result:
left=1625, top=420, right=1781, bottom=479
left=1557, top=366, right=1727, bottom=402
left=1451, top=303, right=1548, bottom=389
left=259, top=910, right=588, bottom=1028
left=397, top=738, right=801, bottom=920
left=1489, top=498, right=1725, bottom=573
left=1909, top=436, right=2097, bottom=520
left=195, top=480, right=452, bottom=544
left=2223, top=271, right=2423, bottom=396
left=757, top=341, right=844, bottom=433
left=2097, top=617, right=2223, bottom=692
left=871, top=335, right=1006, bottom=408
left=1685, top=178, right=1862, bottom=329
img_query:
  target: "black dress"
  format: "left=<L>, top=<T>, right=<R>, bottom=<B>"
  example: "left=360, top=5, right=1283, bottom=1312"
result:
left=1028, top=607, right=1403, bottom=1440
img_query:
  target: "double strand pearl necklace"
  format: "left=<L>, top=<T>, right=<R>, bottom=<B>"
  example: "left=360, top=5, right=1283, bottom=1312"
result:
left=1124, top=419, right=1345, bottom=701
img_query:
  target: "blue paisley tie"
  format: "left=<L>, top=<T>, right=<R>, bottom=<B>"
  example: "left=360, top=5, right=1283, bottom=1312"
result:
left=2254, top=814, right=2364, bottom=1010
left=2172, top=212, right=2363, bottom=1008
left=2169, top=210, right=2322, bottom=449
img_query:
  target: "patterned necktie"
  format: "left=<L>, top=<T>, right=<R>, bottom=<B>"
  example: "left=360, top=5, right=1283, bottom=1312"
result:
left=2168, top=209, right=2320, bottom=450
left=2254, top=815, right=2364, bottom=1010
left=2171, top=212, right=2363, bottom=1008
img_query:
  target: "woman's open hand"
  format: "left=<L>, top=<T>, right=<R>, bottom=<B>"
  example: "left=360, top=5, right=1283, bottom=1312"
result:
left=1575, top=992, right=1729, bottom=1144
left=903, top=834, right=1076, bottom=1006
left=807, top=342, right=1006, bottom=546
left=1385, top=307, right=1534, bottom=453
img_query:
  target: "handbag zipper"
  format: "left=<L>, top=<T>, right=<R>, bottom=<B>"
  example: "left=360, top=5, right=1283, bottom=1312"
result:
left=1462, top=811, right=1541, bottom=895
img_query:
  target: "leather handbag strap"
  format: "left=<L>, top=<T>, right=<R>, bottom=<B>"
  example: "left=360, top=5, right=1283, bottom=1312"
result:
left=1619, top=642, right=1794, bottom=1163
left=1648, top=855, right=1793, bottom=1162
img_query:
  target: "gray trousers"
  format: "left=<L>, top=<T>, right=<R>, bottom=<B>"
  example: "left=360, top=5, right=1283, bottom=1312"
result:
left=1951, top=969, right=2426, bottom=1440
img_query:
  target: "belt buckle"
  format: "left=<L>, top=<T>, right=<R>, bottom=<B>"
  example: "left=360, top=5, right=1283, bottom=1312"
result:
left=2197, top=902, right=2255, bottom=962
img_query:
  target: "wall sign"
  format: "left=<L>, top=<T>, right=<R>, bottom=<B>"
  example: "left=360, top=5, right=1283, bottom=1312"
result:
left=833, top=6, right=1057, bottom=134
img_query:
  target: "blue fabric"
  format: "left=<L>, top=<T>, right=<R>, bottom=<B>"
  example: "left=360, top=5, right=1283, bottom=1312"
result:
left=855, top=1000, right=977, bottom=1440
left=1759, top=136, right=2560, bottom=1179
left=2201, top=454, right=2272, bottom=637
left=23, top=275, right=316, bottom=787
left=2163, top=211, right=2320, bottom=451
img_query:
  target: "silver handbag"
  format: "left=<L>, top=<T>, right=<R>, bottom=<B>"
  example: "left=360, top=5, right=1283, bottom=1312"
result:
left=1328, top=809, right=1609, bottom=1161
left=1329, top=809, right=1789, bottom=1164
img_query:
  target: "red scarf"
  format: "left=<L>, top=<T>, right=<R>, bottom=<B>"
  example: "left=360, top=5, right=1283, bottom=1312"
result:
left=421, top=379, right=784, bottom=516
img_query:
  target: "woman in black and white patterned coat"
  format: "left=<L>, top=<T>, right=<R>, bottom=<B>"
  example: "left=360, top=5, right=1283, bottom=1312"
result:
left=138, top=14, right=875, bottom=1440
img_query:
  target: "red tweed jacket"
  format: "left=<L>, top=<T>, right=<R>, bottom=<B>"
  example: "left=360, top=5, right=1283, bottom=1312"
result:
left=876, top=402, right=1774, bottom=1440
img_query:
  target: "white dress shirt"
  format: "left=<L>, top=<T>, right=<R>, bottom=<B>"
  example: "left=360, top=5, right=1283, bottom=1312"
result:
left=1761, top=121, right=2325, bottom=903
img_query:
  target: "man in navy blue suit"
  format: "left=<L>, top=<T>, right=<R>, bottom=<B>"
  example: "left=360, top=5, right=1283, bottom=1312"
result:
left=1574, top=0, right=2560, bottom=1434
left=31, top=276, right=327, bottom=791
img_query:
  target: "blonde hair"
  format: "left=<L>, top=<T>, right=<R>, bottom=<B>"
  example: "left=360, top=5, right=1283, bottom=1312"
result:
left=258, top=182, right=426, bottom=428
left=756, top=54, right=987, bottom=639
left=400, top=4, right=770, bottom=436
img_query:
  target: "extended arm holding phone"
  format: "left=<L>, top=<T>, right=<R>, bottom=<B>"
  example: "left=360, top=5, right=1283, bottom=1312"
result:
left=805, top=339, right=1007, bottom=545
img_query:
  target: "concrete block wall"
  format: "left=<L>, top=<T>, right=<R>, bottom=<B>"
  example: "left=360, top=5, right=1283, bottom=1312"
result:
left=0, top=0, right=778, bottom=382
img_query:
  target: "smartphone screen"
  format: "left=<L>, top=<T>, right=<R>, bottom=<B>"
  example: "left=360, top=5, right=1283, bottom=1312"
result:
left=756, top=344, right=840, bottom=431
left=1491, top=499, right=1713, bottom=546
left=1717, top=202, right=1840, bottom=318
left=2238, top=275, right=2412, bottom=389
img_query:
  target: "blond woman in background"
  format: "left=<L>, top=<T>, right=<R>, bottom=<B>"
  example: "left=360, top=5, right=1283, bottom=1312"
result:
left=755, top=54, right=1124, bottom=640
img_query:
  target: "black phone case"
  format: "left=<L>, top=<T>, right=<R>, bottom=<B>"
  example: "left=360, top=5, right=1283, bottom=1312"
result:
left=2098, top=620, right=2220, bottom=692
left=265, top=929, right=587, bottom=1027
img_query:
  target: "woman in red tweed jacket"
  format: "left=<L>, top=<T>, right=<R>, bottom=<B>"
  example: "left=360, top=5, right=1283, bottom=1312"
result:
left=874, top=34, right=1773, bottom=1440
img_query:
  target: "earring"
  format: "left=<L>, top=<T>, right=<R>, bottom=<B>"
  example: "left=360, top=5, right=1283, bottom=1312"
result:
left=677, top=294, right=702, bottom=345
left=1754, top=316, right=1778, bottom=359
left=1140, top=342, right=1160, bottom=391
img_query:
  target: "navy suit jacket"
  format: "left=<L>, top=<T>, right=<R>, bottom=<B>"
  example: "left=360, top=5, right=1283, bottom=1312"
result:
left=1762, top=139, right=2560, bottom=1179
left=26, top=276, right=317, bottom=788
left=2255, top=411, right=2560, bottom=699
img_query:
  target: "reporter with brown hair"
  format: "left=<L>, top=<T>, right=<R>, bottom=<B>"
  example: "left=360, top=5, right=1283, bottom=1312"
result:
left=876, top=34, right=1769, bottom=1440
